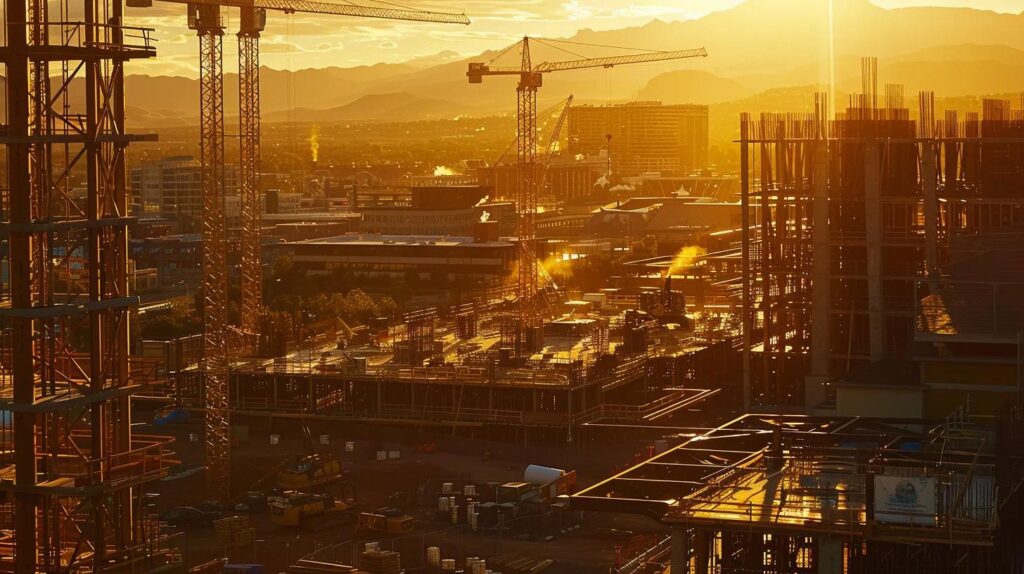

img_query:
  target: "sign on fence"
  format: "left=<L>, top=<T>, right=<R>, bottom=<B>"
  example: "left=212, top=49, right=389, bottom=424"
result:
left=874, top=474, right=937, bottom=525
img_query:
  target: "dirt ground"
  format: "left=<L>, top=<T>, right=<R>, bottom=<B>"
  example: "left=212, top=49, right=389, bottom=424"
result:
left=140, top=412, right=675, bottom=574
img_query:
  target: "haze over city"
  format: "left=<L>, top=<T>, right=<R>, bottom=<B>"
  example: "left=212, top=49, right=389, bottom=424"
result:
left=5, top=0, right=1024, bottom=572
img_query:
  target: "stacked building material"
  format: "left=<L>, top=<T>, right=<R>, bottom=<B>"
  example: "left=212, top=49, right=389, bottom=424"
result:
left=359, top=550, right=401, bottom=574
left=214, top=515, right=255, bottom=546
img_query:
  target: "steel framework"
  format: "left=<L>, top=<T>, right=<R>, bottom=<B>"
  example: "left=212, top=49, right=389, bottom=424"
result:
left=129, top=0, right=467, bottom=500
left=515, top=38, right=541, bottom=354
left=238, top=7, right=263, bottom=335
left=0, top=0, right=175, bottom=569
left=190, top=3, right=233, bottom=502
left=468, top=38, right=707, bottom=357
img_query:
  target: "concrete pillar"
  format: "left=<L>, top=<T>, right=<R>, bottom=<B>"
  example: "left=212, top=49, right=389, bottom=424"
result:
left=694, top=529, right=710, bottom=574
left=807, top=141, right=832, bottom=408
left=817, top=536, right=843, bottom=574
left=670, top=526, right=688, bottom=574
left=922, top=142, right=939, bottom=279
left=864, top=143, right=885, bottom=361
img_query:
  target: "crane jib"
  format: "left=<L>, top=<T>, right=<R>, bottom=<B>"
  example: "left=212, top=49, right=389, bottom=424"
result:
left=128, top=0, right=470, bottom=25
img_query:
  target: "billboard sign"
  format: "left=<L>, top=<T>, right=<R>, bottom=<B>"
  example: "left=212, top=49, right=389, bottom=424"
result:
left=874, top=475, right=937, bottom=526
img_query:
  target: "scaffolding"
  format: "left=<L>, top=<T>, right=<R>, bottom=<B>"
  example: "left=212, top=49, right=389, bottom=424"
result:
left=740, top=59, right=1024, bottom=410
left=0, top=2, right=176, bottom=570
left=573, top=410, right=1024, bottom=573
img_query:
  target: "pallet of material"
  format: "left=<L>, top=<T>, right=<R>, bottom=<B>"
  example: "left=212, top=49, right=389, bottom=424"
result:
left=359, top=550, right=400, bottom=574
left=215, top=515, right=255, bottom=546
left=284, top=558, right=365, bottom=574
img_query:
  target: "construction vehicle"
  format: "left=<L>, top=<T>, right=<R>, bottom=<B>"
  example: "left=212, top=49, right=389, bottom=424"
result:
left=269, top=491, right=356, bottom=530
left=357, top=507, right=414, bottom=536
left=275, top=425, right=343, bottom=489
left=276, top=454, right=342, bottom=490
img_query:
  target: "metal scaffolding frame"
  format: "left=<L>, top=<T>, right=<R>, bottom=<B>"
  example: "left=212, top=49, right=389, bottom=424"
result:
left=0, top=0, right=175, bottom=569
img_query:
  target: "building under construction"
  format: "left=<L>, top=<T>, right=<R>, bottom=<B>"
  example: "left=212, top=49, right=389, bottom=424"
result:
left=0, top=4, right=181, bottom=572
left=166, top=288, right=737, bottom=444
left=740, top=61, right=1024, bottom=419
left=569, top=63, right=1024, bottom=574
left=573, top=406, right=1024, bottom=573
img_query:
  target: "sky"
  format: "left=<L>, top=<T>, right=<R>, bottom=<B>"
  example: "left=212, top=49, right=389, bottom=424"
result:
left=123, top=0, right=1024, bottom=76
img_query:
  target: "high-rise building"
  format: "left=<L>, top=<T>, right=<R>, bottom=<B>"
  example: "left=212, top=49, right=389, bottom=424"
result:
left=131, top=156, right=239, bottom=233
left=567, top=102, right=709, bottom=177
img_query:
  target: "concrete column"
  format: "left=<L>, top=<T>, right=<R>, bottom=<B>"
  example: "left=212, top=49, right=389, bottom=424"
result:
left=694, top=529, right=710, bottom=574
left=922, top=142, right=939, bottom=279
left=670, top=526, right=688, bottom=574
left=864, top=143, right=885, bottom=361
left=817, top=536, right=843, bottom=574
left=807, top=141, right=832, bottom=408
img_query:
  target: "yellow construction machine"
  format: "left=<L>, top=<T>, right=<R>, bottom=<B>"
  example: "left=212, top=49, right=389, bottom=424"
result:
left=276, top=454, right=343, bottom=490
left=269, top=490, right=356, bottom=530
left=357, top=507, right=414, bottom=536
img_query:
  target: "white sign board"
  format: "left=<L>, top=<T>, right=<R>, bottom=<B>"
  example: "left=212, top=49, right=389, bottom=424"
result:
left=874, top=475, right=936, bottom=525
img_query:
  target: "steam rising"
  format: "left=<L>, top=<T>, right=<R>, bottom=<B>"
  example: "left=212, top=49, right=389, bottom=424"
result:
left=309, top=125, right=320, bottom=163
left=666, top=246, right=706, bottom=277
left=480, top=211, right=490, bottom=223
left=434, top=165, right=455, bottom=176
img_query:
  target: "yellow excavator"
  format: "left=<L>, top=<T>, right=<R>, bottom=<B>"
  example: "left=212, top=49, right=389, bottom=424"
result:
left=276, top=454, right=343, bottom=490
left=269, top=490, right=356, bottom=530
left=275, top=426, right=344, bottom=490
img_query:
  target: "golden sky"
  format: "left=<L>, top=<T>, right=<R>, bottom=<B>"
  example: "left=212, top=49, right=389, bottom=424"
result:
left=123, top=0, right=1024, bottom=76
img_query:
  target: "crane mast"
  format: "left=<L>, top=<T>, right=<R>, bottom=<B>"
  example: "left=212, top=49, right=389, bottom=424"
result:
left=187, top=2, right=232, bottom=501
left=135, top=0, right=468, bottom=501
left=515, top=37, right=542, bottom=355
left=239, top=7, right=264, bottom=336
left=469, top=37, right=707, bottom=359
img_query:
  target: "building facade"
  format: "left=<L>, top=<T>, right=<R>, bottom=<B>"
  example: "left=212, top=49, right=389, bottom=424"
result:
left=131, top=156, right=239, bottom=233
left=567, top=102, right=709, bottom=177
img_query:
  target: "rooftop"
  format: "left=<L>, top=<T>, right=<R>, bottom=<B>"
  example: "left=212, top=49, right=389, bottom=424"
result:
left=290, top=234, right=513, bottom=247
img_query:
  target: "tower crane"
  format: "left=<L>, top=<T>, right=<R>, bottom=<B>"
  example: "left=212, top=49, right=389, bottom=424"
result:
left=468, top=38, right=707, bottom=358
left=130, top=0, right=468, bottom=502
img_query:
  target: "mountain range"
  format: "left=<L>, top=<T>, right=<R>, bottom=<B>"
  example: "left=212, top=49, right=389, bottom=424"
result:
left=11, top=0, right=1024, bottom=127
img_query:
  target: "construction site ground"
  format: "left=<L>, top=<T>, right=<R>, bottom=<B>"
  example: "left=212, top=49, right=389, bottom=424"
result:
left=139, top=412, right=675, bottom=573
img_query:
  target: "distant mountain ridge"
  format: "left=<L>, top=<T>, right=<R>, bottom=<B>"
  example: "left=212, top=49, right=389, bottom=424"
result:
left=55, top=0, right=1024, bottom=125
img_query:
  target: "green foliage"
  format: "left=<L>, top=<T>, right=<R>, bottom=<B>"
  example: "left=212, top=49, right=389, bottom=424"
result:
left=140, top=304, right=201, bottom=340
left=265, top=256, right=397, bottom=326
